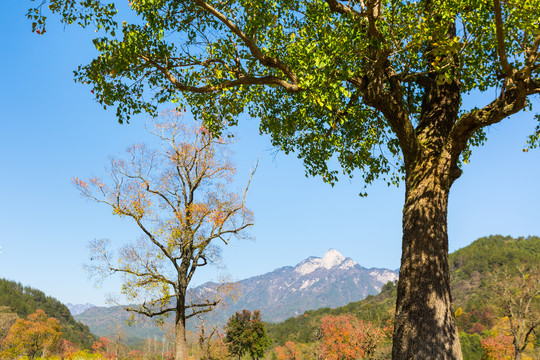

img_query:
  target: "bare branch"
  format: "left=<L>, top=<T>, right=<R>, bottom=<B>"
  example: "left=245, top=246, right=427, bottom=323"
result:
left=125, top=304, right=176, bottom=318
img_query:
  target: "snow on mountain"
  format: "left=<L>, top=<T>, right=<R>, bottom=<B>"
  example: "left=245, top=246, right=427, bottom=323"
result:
left=190, top=248, right=399, bottom=323
left=66, top=303, right=96, bottom=316
left=295, top=249, right=354, bottom=275
left=75, top=249, right=399, bottom=339
left=369, top=269, right=399, bottom=284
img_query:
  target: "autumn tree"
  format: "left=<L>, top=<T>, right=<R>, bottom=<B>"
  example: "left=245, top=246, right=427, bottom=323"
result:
left=490, top=266, right=540, bottom=360
left=73, top=113, right=254, bottom=360
left=480, top=333, right=514, bottom=360
left=1, top=309, right=62, bottom=360
left=31, top=0, right=540, bottom=357
left=224, top=310, right=272, bottom=360
left=0, top=307, right=18, bottom=341
left=319, top=314, right=386, bottom=360
left=274, top=341, right=302, bottom=360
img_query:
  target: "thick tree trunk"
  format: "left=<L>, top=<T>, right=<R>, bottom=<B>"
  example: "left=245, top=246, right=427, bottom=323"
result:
left=175, top=308, right=189, bottom=360
left=392, top=161, right=462, bottom=359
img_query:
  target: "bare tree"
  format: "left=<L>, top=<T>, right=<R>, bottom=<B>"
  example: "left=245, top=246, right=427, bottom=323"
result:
left=196, top=315, right=229, bottom=360
left=491, top=266, right=540, bottom=360
left=74, top=111, right=255, bottom=360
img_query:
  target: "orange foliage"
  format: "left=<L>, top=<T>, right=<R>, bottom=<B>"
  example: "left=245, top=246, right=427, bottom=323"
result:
left=319, top=315, right=387, bottom=360
left=1, top=309, right=62, bottom=360
left=481, top=333, right=514, bottom=360
left=128, top=349, right=144, bottom=360
left=59, top=339, right=78, bottom=358
left=92, top=336, right=115, bottom=359
left=275, top=341, right=301, bottom=360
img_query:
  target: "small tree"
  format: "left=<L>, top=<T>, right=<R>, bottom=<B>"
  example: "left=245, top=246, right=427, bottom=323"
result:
left=319, top=314, right=386, bottom=360
left=275, top=341, right=302, bottom=360
left=1, top=309, right=62, bottom=360
left=490, top=266, right=540, bottom=360
left=73, top=112, right=255, bottom=360
left=0, top=307, right=18, bottom=341
left=480, top=333, right=514, bottom=360
left=224, top=310, right=272, bottom=360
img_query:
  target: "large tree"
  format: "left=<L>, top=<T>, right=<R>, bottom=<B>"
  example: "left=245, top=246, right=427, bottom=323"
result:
left=30, top=0, right=540, bottom=358
left=73, top=113, right=254, bottom=360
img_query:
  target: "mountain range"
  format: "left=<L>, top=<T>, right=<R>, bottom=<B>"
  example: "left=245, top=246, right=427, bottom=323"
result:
left=192, top=248, right=397, bottom=323
left=66, top=303, right=95, bottom=316
left=74, top=249, right=398, bottom=339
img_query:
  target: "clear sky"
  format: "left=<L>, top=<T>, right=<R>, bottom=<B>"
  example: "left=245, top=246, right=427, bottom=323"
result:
left=1, top=2, right=539, bottom=307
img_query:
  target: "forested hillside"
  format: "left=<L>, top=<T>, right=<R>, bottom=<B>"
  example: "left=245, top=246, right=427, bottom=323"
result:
left=267, top=235, right=540, bottom=359
left=0, top=278, right=96, bottom=349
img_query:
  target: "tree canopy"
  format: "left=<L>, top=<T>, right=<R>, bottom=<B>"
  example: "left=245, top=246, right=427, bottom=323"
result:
left=29, top=0, right=540, bottom=190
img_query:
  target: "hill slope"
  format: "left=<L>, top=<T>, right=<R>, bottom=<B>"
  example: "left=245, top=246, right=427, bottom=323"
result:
left=0, top=278, right=97, bottom=349
left=266, top=235, right=540, bottom=358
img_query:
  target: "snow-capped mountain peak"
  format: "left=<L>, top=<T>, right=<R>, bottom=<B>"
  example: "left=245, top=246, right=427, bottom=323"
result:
left=295, top=249, right=356, bottom=275
left=321, top=248, right=346, bottom=268
left=187, top=248, right=398, bottom=323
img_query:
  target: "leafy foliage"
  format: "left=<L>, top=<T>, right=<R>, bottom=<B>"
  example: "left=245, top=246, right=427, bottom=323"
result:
left=319, top=314, right=389, bottom=360
left=1, top=309, right=62, bottom=360
left=224, top=310, right=272, bottom=360
left=28, top=0, right=540, bottom=187
left=480, top=333, right=514, bottom=360
left=0, top=278, right=96, bottom=349
left=458, top=332, right=483, bottom=360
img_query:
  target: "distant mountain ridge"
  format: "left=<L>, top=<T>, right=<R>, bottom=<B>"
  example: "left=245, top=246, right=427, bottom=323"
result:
left=75, top=249, right=398, bottom=339
left=66, top=303, right=96, bottom=316
left=193, top=248, right=398, bottom=323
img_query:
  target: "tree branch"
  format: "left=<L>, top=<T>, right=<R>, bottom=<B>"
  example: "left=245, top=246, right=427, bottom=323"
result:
left=446, top=83, right=529, bottom=159
left=141, top=55, right=300, bottom=93
left=192, top=0, right=299, bottom=85
left=324, top=0, right=365, bottom=17
left=125, top=303, right=176, bottom=318
left=493, top=0, right=512, bottom=76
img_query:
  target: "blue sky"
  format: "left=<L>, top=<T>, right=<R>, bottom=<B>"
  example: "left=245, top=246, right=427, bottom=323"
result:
left=1, top=2, right=539, bottom=307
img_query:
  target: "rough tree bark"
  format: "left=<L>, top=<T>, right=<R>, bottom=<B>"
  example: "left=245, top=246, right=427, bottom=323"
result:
left=391, top=81, right=464, bottom=359
left=394, top=165, right=461, bottom=359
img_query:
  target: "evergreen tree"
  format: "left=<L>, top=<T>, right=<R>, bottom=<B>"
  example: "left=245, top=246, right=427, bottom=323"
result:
left=225, top=310, right=272, bottom=360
